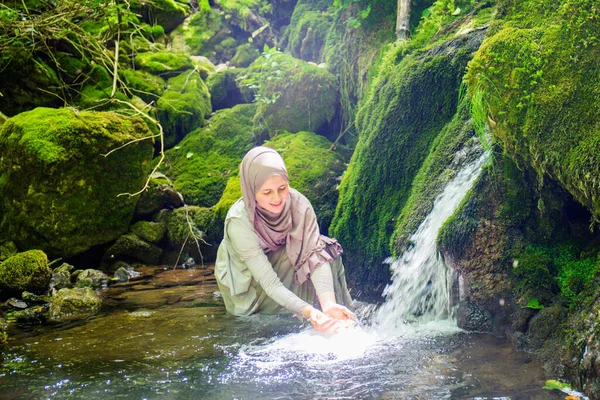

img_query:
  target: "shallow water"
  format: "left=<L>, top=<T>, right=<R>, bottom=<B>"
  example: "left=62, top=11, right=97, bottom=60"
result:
left=1, top=266, right=563, bottom=400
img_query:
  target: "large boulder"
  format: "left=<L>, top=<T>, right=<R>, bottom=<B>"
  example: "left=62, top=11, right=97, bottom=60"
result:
left=0, top=250, right=51, bottom=295
left=160, top=103, right=257, bottom=206
left=244, top=52, right=338, bottom=136
left=0, top=108, right=154, bottom=258
left=157, top=70, right=212, bottom=148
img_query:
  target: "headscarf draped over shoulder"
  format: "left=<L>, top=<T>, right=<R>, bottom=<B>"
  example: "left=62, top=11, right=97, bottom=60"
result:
left=239, top=147, right=342, bottom=284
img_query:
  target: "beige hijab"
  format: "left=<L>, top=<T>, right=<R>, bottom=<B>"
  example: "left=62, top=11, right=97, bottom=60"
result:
left=239, top=147, right=342, bottom=284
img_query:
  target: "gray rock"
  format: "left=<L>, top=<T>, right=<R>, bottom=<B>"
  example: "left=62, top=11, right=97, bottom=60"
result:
left=114, top=266, right=142, bottom=283
left=49, top=262, right=74, bottom=291
left=457, top=300, right=493, bottom=332
left=6, top=298, right=27, bottom=309
left=74, top=269, right=109, bottom=289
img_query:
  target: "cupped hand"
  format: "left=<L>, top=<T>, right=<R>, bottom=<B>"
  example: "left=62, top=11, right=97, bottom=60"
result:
left=323, top=303, right=357, bottom=323
left=307, top=307, right=345, bottom=333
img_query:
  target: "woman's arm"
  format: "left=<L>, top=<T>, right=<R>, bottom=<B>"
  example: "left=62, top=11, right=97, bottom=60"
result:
left=311, top=262, right=356, bottom=322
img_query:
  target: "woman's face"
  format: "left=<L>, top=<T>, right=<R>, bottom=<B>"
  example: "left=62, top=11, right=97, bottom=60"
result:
left=255, top=175, right=289, bottom=215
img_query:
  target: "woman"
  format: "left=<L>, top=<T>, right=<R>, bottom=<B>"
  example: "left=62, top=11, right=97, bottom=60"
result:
left=215, top=146, right=355, bottom=332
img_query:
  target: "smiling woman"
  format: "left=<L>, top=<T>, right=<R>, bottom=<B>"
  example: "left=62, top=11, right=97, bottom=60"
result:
left=215, top=146, right=355, bottom=333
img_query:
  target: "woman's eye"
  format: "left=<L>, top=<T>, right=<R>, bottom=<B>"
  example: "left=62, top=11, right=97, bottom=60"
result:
left=263, top=190, right=271, bottom=195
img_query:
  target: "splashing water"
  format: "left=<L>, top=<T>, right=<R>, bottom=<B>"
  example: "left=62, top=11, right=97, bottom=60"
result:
left=374, top=153, right=488, bottom=332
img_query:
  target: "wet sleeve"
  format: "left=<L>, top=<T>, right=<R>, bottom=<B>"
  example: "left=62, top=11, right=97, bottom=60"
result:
left=227, top=217, right=310, bottom=315
left=310, top=262, right=334, bottom=295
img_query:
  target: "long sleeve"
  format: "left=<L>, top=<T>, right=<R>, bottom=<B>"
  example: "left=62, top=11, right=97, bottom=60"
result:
left=227, top=216, right=310, bottom=315
left=309, top=262, right=334, bottom=295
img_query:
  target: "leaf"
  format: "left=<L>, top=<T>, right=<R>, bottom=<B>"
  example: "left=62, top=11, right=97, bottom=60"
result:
left=542, top=380, right=570, bottom=390
left=453, top=7, right=461, bottom=16
left=186, top=152, right=194, bottom=159
left=524, top=299, right=544, bottom=309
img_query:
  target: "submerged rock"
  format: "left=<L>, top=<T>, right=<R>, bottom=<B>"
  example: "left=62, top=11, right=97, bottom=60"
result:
left=48, top=287, right=102, bottom=322
left=73, top=269, right=109, bottom=290
left=49, top=262, right=74, bottom=291
left=0, top=250, right=51, bottom=295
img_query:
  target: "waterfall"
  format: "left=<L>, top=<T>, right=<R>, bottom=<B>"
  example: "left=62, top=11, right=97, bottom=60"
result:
left=374, top=153, right=487, bottom=331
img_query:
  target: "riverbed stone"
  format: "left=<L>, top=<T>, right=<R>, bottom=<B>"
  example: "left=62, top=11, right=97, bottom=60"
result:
left=48, top=287, right=102, bottom=322
left=73, top=269, right=109, bottom=289
left=104, top=233, right=162, bottom=265
left=0, top=108, right=154, bottom=258
left=49, top=263, right=74, bottom=291
left=0, top=250, right=51, bottom=295
left=457, top=300, right=493, bottom=332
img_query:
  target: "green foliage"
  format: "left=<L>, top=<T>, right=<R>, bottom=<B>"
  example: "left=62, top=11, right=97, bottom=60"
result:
left=135, top=50, right=194, bottom=74
left=0, top=250, right=51, bottom=294
left=525, top=299, right=545, bottom=309
left=543, top=380, right=570, bottom=391
left=160, top=103, right=257, bottom=206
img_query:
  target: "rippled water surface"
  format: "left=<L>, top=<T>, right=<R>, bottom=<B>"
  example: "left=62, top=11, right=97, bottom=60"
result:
left=1, top=266, right=562, bottom=400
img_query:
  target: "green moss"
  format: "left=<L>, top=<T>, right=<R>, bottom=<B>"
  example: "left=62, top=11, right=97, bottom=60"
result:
left=176, top=0, right=223, bottom=56
left=283, top=0, right=333, bottom=62
left=160, top=103, right=257, bottom=206
left=231, top=44, right=260, bottom=68
left=48, top=287, right=102, bottom=322
left=135, top=50, right=194, bottom=75
left=330, top=32, right=483, bottom=260
left=0, top=241, right=18, bottom=262
left=219, top=0, right=272, bottom=30
left=167, top=206, right=219, bottom=260
left=130, top=221, right=167, bottom=244
left=157, top=70, right=212, bottom=148
left=213, top=176, right=242, bottom=222
left=121, top=69, right=165, bottom=103
left=134, top=0, right=190, bottom=33
left=465, top=0, right=600, bottom=220
left=264, top=131, right=346, bottom=234
left=206, top=68, right=249, bottom=111
left=104, top=233, right=162, bottom=264
left=243, top=52, right=338, bottom=135
left=0, top=250, right=51, bottom=294
left=0, top=107, right=154, bottom=258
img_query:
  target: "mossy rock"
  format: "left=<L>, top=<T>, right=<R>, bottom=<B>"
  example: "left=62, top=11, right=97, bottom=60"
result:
left=133, top=0, right=191, bottom=33
left=282, top=0, right=333, bottom=62
left=213, top=176, right=242, bottom=223
left=77, top=64, right=130, bottom=110
left=130, top=220, right=167, bottom=244
left=160, top=103, right=258, bottom=206
left=264, top=131, right=346, bottom=235
left=0, top=250, right=51, bottom=295
left=49, top=263, right=74, bottom=291
left=464, top=1, right=600, bottom=220
left=191, top=55, right=217, bottom=79
left=245, top=52, right=338, bottom=135
left=135, top=50, right=194, bottom=75
left=157, top=70, right=212, bottom=148
left=173, top=0, right=223, bottom=56
left=330, top=30, right=485, bottom=263
left=104, top=233, right=162, bottom=265
left=48, top=287, right=102, bottom=322
left=0, top=241, right=18, bottom=262
left=135, top=174, right=185, bottom=217
left=206, top=68, right=250, bottom=111
left=231, top=44, right=260, bottom=68
left=121, top=69, right=166, bottom=103
left=166, top=206, right=219, bottom=261
left=0, top=108, right=154, bottom=258
left=73, top=269, right=109, bottom=289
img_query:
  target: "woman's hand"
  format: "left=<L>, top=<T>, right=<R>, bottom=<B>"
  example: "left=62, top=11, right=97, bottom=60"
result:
left=302, top=305, right=344, bottom=333
left=323, top=303, right=356, bottom=322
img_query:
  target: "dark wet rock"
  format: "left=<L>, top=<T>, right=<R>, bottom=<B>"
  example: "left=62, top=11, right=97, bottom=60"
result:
left=104, top=233, right=162, bottom=265
left=526, top=304, right=568, bottom=350
left=73, top=269, right=109, bottom=289
left=114, top=266, right=142, bottom=283
left=457, top=300, right=493, bottom=332
left=135, top=173, right=184, bottom=218
left=181, top=257, right=195, bottom=269
left=6, top=298, right=27, bottom=309
left=48, top=287, right=102, bottom=322
left=7, top=307, right=46, bottom=325
left=49, top=262, right=74, bottom=291
left=0, top=250, right=52, bottom=295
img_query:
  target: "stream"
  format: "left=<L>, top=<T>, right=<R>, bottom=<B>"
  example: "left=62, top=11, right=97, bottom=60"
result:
left=0, top=266, right=561, bottom=399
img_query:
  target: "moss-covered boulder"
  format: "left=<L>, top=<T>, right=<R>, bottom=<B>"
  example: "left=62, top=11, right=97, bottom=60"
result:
left=0, top=108, right=154, bottom=257
left=464, top=0, right=600, bottom=221
left=172, top=0, right=223, bottom=57
left=244, top=52, right=338, bottom=135
left=121, top=69, right=166, bottom=104
left=157, top=70, right=211, bottom=148
left=130, top=220, right=167, bottom=244
left=134, top=0, right=191, bottom=33
left=160, top=103, right=257, bottom=206
left=135, top=50, right=194, bottom=75
left=48, top=287, right=102, bottom=322
left=166, top=206, right=219, bottom=262
left=231, top=44, right=261, bottom=68
left=0, top=250, right=51, bottom=295
left=206, top=68, right=250, bottom=111
left=73, top=269, right=109, bottom=289
left=282, top=0, right=332, bottom=62
left=330, top=30, right=485, bottom=288
left=104, top=233, right=162, bottom=265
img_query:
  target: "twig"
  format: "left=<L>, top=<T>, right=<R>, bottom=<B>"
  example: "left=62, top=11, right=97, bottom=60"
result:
left=110, top=39, right=119, bottom=98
